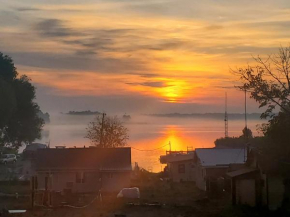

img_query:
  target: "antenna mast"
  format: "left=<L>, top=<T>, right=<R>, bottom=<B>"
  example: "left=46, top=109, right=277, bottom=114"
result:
left=225, top=92, right=228, bottom=138
left=244, top=89, right=248, bottom=130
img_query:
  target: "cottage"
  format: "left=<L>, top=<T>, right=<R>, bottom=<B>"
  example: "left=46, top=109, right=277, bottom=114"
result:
left=227, top=148, right=286, bottom=210
left=35, top=147, right=132, bottom=193
left=194, top=148, right=246, bottom=191
left=160, top=151, right=195, bottom=182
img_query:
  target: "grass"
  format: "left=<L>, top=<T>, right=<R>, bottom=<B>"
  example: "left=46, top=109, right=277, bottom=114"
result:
left=0, top=171, right=282, bottom=217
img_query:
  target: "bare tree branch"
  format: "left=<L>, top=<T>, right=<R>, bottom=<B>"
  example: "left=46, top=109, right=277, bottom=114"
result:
left=232, top=47, right=290, bottom=118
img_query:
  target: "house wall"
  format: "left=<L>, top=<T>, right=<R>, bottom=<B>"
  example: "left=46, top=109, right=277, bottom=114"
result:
left=261, top=173, right=267, bottom=206
left=236, top=178, right=256, bottom=206
left=195, top=163, right=206, bottom=190
left=37, top=170, right=131, bottom=193
left=268, top=176, right=285, bottom=210
left=206, top=167, right=228, bottom=178
left=195, top=165, right=229, bottom=191
left=37, top=171, right=101, bottom=193
left=101, top=171, right=131, bottom=192
left=232, top=173, right=284, bottom=210
left=168, top=160, right=194, bottom=182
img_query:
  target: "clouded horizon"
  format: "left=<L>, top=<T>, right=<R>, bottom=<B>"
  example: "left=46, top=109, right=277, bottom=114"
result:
left=1, top=0, right=290, bottom=114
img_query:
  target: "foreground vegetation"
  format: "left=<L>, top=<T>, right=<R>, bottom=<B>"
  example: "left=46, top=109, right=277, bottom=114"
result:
left=0, top=171, right=287, bottom=217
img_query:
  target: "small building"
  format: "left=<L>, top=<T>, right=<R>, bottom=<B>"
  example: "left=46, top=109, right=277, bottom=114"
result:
left=194, top=148, right=246, bottom=191
left=160, top=151, right=195, bottom=182
left=35, top=147, right=132, bottom=193
left=227, top=148, right=286, bottom=210
left=23, top=143, right=47, bottom=159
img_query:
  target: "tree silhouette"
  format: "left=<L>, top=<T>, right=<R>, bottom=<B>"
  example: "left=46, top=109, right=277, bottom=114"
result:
left=233, top=46, right=290, bottom=119
left=0, top=53, right=44, bottom=149
left=234, top=46, right=290, bottom=176
left=85, top=115, right=129, bottom=148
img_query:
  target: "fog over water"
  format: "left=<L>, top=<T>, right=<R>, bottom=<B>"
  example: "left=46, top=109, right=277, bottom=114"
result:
left=35, top=114, right=266, bottom=172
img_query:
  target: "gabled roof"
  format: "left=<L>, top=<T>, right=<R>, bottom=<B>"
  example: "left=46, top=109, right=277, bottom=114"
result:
left=36, top=147, right=131, bottom=171
left=195, top=148, right=246, bottom=167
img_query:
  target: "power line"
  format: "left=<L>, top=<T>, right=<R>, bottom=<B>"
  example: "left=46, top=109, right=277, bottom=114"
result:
left=131, top=143, right=169, bottom=151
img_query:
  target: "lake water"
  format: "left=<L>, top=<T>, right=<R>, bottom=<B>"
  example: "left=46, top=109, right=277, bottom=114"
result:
left=35, top=114, right=265, bottom=172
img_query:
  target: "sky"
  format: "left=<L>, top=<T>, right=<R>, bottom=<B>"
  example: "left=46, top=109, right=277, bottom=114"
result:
left=1, top=0, right=290, bottom=114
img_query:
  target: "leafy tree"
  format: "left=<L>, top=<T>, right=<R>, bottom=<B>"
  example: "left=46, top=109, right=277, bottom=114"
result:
left=85, top=114, right=129, bottom=148
left=0, top=52, right=44, bottom=149
left=214, top=127, right=258, bottom=148
left=260, top=110, right=290, bottom=161
left=242, top=127, right=253, bottom=140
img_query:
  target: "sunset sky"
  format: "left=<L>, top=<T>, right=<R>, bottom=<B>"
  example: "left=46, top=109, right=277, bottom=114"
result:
left=1, top=0, right=290, bottom=114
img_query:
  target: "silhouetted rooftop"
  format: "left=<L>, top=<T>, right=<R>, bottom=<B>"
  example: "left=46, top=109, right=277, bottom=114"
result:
left=36, top=147, right=131, bottom=171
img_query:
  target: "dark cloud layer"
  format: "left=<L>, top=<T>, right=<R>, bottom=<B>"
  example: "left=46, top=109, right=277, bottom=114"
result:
left=16, top=7, right=40, bottom=12
left=8, top=51, right=149, bottom=73
left=35, top=19, right=80, bottom=38
left=126, top=81, right=170, bottom=88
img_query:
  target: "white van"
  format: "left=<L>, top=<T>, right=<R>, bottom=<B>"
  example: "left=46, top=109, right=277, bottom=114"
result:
left=0, top=154, right=17, bottom=164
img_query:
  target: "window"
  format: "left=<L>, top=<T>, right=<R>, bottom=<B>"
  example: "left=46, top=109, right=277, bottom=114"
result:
left=66, top=182, right=73, bottom=189
left=106, top=173, right=113, bottom=178
left=76, top=172, right=86, bottom=183
left=76, top=172, right=82, bottom=183
left=178, top=164, right=185, bottom=173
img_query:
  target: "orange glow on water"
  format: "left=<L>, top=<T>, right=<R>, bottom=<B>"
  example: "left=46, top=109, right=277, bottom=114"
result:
left=129, top=124, right=217, bottom=172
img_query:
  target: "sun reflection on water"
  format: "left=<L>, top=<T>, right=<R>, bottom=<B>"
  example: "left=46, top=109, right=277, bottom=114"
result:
left=130, top=124, right=217, bottom=172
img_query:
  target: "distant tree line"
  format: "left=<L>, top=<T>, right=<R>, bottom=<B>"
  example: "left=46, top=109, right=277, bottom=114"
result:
left=67, top=110, right=101, bottom=115
left=214, top=127, right=265, bottom=148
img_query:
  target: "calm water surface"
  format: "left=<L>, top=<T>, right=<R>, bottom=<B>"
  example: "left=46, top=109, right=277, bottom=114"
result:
left=36, top=114, right=265, bottom=172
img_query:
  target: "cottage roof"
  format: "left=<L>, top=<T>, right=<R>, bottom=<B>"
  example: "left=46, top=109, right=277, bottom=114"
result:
left=160, top=153, right=194, bottom=164
left=195, top=148, right=246, bottom=167
left=24, top=143, right=47, bottom=151
left=36, top=147, right=131, bottom=171
left=227, top=167, right=258, bottom=178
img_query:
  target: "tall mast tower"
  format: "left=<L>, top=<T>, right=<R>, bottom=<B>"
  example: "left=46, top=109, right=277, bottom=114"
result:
left=225, top=92, right=228, bottom=138
left=244, top=89, right=248, bottom=131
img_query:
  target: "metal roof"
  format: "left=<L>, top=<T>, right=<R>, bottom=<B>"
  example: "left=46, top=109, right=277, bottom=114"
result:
left=195, top=148, right=246, bottom=167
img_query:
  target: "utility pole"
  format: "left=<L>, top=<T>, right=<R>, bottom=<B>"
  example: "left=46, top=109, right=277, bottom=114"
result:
left=100, top=113, right=106, bottom=148
left=244, top=89, right=248, bottom=162
left=224, top=92, right=228, bottom=138
left=245, top=89, right=248, bottom=134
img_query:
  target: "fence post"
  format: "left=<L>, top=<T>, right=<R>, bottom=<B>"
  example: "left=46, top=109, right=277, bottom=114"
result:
left=44, top=176, right=48, bottom=206
left=31, top=176, right=35, bottom=209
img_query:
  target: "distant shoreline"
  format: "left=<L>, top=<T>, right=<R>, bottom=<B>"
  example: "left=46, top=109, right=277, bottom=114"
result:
left=65, top=110, right=101, bottom=115
left=146, top=113, right=263, bottom=120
